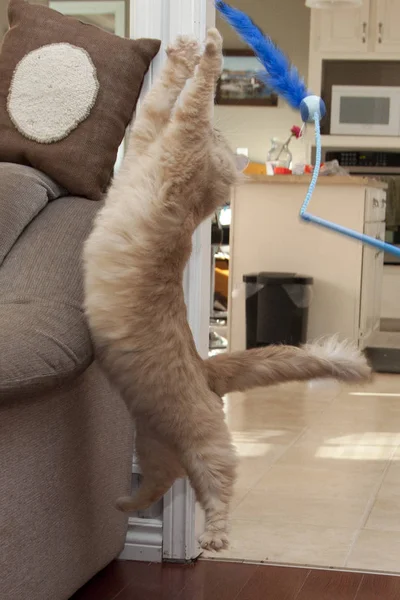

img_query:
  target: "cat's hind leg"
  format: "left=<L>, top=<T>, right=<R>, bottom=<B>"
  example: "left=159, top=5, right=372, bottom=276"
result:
left=119, top=393, right=237, bottom=550
left=126, top=36, right=201, bottom=158
left=177, top=396, right=238, bottom=551
left=116, top=418, right=184, bottom=512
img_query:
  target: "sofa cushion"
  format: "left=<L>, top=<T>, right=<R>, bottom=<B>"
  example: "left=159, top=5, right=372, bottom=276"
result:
left=0, top=302, right=92, bottom=400
left=0, top=0, right=161, bottom=200
left=0, top=162, right=64, bottom=268
left=0, top=196, right=99, bottom=400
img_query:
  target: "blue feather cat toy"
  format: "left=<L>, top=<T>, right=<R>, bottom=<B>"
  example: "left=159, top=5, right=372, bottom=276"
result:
left=216, top=0, right=400, bottom=258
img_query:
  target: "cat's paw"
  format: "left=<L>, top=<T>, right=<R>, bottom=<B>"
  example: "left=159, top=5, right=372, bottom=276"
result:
left=205, top=28, right=223, bottom=54
left=204, top=28, right=223, bottom=76
left=166, top=36, right=201, bottom=75
left=199, top=530, right=229, bottom=552
left=115, top=496, right=135, bottom=512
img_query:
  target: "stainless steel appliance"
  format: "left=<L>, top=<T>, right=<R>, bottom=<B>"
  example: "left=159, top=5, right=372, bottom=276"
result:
left=323, top=149, right=400, bottom=264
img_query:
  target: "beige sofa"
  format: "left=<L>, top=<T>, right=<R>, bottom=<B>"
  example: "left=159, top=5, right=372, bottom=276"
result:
left=0, top=163, right=133, bottom=600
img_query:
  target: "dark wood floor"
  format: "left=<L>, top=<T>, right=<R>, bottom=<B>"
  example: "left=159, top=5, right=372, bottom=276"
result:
left=70, top=559, right=400, bottom=600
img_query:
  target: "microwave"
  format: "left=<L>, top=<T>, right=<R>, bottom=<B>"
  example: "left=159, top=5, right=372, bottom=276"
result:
left=331, top=85, right=400, bottom=136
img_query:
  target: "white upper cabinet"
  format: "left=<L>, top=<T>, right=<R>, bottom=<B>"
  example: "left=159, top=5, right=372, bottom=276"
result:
left=311, top=0, right=400, bottom=56
left=374, top=0, right=400, bottom=54
left=312, top=1, right=371, bottom=53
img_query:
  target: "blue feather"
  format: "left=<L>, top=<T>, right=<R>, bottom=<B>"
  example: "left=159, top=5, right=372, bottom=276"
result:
left=215, top=0, right=309, bottom=109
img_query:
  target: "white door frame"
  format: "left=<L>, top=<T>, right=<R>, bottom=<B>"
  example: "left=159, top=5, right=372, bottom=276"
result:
left=121, top=0, right=215, bottom=562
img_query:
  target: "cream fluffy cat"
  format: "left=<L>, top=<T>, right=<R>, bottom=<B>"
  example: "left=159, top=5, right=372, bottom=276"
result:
left=83, top=30, right=371, bottom=551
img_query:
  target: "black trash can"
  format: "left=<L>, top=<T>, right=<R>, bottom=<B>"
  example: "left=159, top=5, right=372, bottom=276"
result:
left=243, top=272, right=313, bottom=349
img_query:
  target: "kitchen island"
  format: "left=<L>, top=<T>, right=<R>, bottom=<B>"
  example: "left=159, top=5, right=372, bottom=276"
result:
left=228, top=175, right=387, bottom=351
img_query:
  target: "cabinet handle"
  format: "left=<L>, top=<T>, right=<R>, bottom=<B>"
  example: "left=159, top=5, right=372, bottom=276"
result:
left=381, top=198, right=387, bottom=207
left=362, top=21, right=367, bottom=43
left=373, top=198, right=379, bottom=207
left=378, top=22, right=383, bottom=43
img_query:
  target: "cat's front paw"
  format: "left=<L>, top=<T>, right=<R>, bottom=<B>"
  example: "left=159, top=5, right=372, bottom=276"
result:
left=166, top=36, right=201, bottom=75
left=115, top=496, right=135, bottom=512
left=204, top=28, right=223, bottom=76
left=205, top=28, right=223, bottom=54
left=199, top=530, right=229, bottom=552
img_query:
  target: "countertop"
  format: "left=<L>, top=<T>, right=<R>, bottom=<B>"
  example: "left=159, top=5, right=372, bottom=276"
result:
left=244, top=175, right=388, bottom=189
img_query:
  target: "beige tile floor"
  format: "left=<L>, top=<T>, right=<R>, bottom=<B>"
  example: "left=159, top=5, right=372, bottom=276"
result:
left=205, top=374, right=400, bottom=573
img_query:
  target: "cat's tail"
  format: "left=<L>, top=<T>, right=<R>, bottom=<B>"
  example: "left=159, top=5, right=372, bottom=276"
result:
left=205, top=337, right=371, bottom=397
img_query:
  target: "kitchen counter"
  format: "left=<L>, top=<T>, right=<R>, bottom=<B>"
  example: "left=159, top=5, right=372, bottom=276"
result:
left=228, top=176, right=387, bottom=350
left=244, top=175, right=388, bottom=189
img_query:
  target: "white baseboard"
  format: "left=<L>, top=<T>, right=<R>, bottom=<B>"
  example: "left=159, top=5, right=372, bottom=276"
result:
left=119, top=517, right=163, bottom=562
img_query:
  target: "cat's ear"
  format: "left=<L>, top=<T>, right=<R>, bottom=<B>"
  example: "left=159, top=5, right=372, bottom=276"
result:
left=234, top=154, right=249, bottom=172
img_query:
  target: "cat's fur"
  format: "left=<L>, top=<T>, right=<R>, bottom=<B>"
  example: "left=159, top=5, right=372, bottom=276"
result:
left=83, top=30, right=371, bottom=551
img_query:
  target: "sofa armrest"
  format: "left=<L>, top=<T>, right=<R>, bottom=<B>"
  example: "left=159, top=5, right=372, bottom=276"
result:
left=0, top=163, right=65, bottom=267
left=0, top=196, right=100, bottom=401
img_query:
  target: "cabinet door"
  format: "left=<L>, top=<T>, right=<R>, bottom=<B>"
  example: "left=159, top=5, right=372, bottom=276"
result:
left=375, top=0, right=400, bottom=53
left=312, top=2, right=370, bottom=53
left=373, top=221, right=385, bottom=331
left=359, top=221, right=378, bottom=345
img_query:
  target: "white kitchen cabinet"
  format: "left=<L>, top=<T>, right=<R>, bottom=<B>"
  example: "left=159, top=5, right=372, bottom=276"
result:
left=374, top=0, right=400, bottom=53
left=374, top=221, right=385, bottom=327
left=311, top=0, right=400, bottom=55
left=359, top=188, right=386, bottom=344
left=359, top=221, right=385, bottom=343
left=228, top=176, right=387, bottom=352
left=308, top=0, right=400, bottom=104
left=359, top=222, right=377, bottom=342
left=312, top=2, right=370, bottom=53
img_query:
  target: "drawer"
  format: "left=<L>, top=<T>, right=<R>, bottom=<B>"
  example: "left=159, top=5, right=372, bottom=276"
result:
left=365, top=188, right=386, bottom=223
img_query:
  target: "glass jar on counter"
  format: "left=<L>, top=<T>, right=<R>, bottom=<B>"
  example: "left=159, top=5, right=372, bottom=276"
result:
left=266, top=137, right=292, bottom=175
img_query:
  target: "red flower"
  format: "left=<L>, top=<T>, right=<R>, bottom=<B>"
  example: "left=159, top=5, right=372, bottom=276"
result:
left=291, top=125, right=302, bottom=139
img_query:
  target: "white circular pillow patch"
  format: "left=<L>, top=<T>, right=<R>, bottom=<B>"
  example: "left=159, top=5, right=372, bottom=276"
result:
left=7, top=43, right=99, bottom=144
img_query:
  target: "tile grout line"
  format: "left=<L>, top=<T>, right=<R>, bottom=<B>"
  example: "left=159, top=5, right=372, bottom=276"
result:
left=343, top=528, right=369, bottom=573
left=231, top=425, right=309, bottom=515
left=278, top=381, right=344, bottom=449
left=358, top=443, right=398, bottom=530
left=208, top=384, right=326, bottom=560
left=232, top=378, right=342, bottom=505
left=253, top=426, right=308, bottom=476
left=327, top=383, right=400, bottom=570
left=229, top=379, right=400, bottom=570
left=343, top=446, right=397, bottom=568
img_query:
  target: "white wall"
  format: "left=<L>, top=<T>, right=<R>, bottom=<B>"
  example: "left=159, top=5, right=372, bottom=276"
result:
left=0, top=0, right=130, bottom=41
left=215, top=0, right=311, bottom=164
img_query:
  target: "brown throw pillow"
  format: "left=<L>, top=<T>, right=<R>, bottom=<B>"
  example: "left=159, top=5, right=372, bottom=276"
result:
left=0, top=0, right=161, bottom=200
